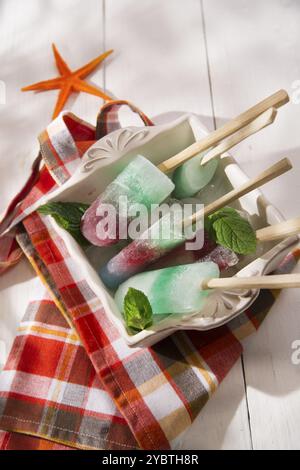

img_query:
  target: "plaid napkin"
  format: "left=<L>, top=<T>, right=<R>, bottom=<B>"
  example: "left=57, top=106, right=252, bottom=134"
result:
left=0, top=102, right=299, bottom=450
left=0, top=288, right=138, bottom=450
left=0, top=431, right=73, bottom=450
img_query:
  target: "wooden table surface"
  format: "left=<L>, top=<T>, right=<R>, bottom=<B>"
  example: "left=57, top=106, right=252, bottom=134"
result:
left=0, top=0, right=300, bottom=450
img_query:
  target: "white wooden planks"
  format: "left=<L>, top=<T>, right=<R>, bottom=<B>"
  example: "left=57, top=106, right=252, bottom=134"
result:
left=203, top=0, right=300, bottom=449
left=104, top=0, right=213, bottom=122
left=202, top=0, right=300, bottom=218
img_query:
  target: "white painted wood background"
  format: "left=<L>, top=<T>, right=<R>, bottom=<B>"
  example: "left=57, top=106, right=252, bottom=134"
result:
left=0, top=0, right=300, bottom=450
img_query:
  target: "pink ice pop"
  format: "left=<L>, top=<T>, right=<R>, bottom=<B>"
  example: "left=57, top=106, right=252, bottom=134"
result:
left=150, top=230, right=239, bottom=271
left=99, top=224, right=238, bottom=290
left=99, top=207, right=186, bottom=289
left=81, top=155, right=174, bottom=247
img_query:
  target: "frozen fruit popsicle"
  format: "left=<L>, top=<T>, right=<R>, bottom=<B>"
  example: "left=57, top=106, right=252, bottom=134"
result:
left=150, top=230, right=239, bottom=271
left=115, top=262, right=220, bottom=316
left=172, top=152, right=219, bottom=199
left=81, top=155, right=175, bottom=247
left=99, top=206, right=188, bottom=289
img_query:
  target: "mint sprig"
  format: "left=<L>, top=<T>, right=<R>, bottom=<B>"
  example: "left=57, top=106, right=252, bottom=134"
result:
left=38, top=202, right=90, bottom=247
left=206, top=207, right=257, bottom=255
left=123, top=287, right=153, bottom=332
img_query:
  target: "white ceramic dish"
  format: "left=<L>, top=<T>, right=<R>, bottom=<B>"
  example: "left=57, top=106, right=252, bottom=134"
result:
left=35, top=114, right=299, bottom=347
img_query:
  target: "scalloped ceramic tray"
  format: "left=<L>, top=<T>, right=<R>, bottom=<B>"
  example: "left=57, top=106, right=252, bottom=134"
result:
left=34, top=114, right=299, bottom=347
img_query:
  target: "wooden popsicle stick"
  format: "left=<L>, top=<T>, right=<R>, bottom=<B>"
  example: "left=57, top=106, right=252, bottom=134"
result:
left=201, top=107, right=277, bottom=165
left=183, top=158, right=292, bottom=227
left=202, top=273, right=300, bottom=290
left=256, top=217, right=300, bottom=242
left=158, top=89, right=289, bottom=173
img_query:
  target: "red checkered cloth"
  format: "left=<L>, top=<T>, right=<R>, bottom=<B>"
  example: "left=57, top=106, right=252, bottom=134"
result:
left=0, top=431, right=73, bottom=450
left=0, top=291, right=138, bottom=450
left=0, top=102, right=299, bottom=449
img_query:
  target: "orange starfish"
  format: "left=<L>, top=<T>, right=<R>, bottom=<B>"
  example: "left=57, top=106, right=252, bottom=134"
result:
left=22, top=44, right=113, bottom=118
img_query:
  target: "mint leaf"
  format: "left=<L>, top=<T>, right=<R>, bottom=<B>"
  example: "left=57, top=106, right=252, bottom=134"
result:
left=205, top=208, right=238, bottom=239
left=208, top=207, right=257, bottom=255
left=38, top=202, right=90, bottom=246
left=124, top=287, right=153, bottom=332
left=208, top=207, right=238, bottom=224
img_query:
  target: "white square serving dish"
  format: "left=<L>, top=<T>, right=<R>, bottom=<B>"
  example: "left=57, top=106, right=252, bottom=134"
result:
left=34, top=114, right=299, bottom=347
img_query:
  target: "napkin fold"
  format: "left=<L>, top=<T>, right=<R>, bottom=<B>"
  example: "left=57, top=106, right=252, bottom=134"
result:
left=0, top=102, right=298, bottom=450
